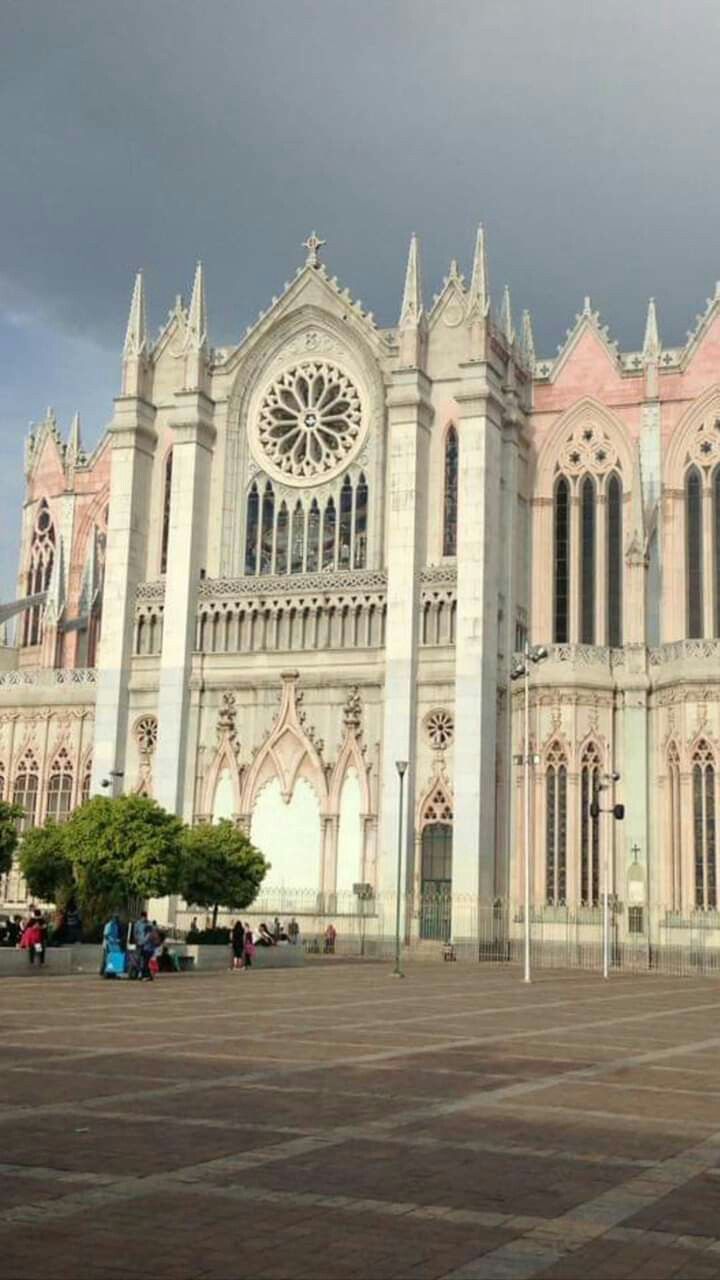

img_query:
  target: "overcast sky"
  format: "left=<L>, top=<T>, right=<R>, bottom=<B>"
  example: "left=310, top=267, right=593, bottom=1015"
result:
left=2, top=0, right=720, bottom=601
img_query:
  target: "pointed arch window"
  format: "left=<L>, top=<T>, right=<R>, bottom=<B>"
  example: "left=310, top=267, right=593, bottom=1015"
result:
left=274, top=501, right=289, bottom=575
left=693, top=740, right=717, bottom=910
left=545, top=743, right=567, bottom=906
left=339, top=476, right=353, bottom=568
left=160, top=449, right=173, bottom=575
left=580, top=742, right=602, bottom=906
left=81, top=761, right=92, bottom=806
left=607, top=472, right=623, bottom=647
left=291, top=502, right=305, bottom=574
left=46, top=752, right=73, bottom=824
left=13, top=757, right=39, bottom=833
left=354, top=473, right=368, bottom=569
left=580, top=476, right=596, bottom=644
left=443, top=426, right=458, bottom=558
left=322, top=497, right=336, bottom=570
left=686, top=466, right=703, bottom=639
left=260, top=482, right=274, bottom=575
left=23, top=500, right=55, bottom=646
left=553, top=477, right=570, bottom=643
left=667, top=742, right=682, bottom=911
left=306, top=500, right=320, bottom=572
left=245, top=483, right=260, bottom=575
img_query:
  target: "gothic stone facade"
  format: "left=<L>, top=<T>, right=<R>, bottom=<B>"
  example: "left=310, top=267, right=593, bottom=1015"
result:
left=3, top=230, right=720, bottom=942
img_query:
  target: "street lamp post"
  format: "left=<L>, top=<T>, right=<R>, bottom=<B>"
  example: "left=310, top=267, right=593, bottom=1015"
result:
left=510, top=643, right=548, bottom=984
left=591, top=772, right=624, bottom=980
left=393, top=760, right=408, bottom=978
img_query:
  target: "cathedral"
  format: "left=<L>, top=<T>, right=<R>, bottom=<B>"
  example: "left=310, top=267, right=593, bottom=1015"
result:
left=2, top=226, right=720, bottom=953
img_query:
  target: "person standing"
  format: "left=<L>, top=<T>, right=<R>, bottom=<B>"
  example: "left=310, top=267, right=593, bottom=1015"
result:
left=20, top=917, right=44, bottom=967
left=272, top=915, right=282, bottom=941
left=243, top=925, right=255, bottom=971
left=288, top=917, right=300, bottom=946
left=133, top=911, right=155, bottom=982
left=231, top=920, right=245, bottom=970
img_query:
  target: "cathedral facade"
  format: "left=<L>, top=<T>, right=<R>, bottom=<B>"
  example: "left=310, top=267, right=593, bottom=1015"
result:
left=2, top=229, right=720, bottom=950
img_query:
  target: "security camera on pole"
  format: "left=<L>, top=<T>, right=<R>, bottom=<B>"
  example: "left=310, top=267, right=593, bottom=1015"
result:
left=510, top=642, right=548, bottom=984
left=589, top=771, right=625, bottom=979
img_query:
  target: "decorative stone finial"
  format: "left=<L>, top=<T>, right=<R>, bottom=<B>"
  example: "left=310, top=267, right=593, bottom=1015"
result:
left=520, top=310, right=536, bottom=369
left=499, top=285, right=515, bottom=345
left=302, top=231, right=326, bottom=268
left=343, top=686, right=362, bottom=731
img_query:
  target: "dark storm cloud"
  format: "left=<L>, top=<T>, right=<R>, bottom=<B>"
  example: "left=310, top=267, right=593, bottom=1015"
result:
left=3, top=0, right=720, bottom=359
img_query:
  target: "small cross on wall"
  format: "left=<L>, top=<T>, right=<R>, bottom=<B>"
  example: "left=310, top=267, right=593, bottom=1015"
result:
left=631, top=842, right=641, bottom=860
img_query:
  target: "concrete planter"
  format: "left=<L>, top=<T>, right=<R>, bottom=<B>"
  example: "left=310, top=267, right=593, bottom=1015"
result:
left=185, top=943, right=305, bottom=970
left=0, top=944, right=103, bottom=976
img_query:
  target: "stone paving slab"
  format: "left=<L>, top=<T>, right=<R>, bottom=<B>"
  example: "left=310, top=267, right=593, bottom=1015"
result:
left=4, top=965, right=720, bottom=1277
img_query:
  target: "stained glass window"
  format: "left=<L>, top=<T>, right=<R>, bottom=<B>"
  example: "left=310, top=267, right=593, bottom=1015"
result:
left=443, top=427, right=458, bottom=557
left=580, top=475, right=596, bottom=644
left=245, top=483, right=259, bottom=575
left=354, top=473, right=368, bottom=568
left=693, top=742, right=717, bottom=909
left=291, top=502, right=305, bottom=574
left=686, top=467, right=703, bottom=638
left=339, top=476, right=353, bottom=568
left=13, top=760, right=39, bottom=834
left=553, top=477, right=570, bottom=643
left=322, top=497, right=336, bottom=570
left=545, top=752, right=568, bottom=906
left=260, top=482, right=274, bottom=575
left=607, top=472, right=622, bottom=646
left=23, top=501, right=55, bottom=646
left=274, top=501, right=289, bottom=575
left=581, top=745, right=601, bottom=906
left=306, top=500, right=320, bottom=572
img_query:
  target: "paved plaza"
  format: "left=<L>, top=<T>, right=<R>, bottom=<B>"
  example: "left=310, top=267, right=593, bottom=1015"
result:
left=3, top=963, right=720, bottom=1279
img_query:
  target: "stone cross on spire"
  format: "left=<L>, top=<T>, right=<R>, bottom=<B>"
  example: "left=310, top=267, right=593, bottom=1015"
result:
left=303, top=231, right=326, bottom=268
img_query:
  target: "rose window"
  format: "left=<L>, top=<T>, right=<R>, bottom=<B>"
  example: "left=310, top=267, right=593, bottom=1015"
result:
left=425, top=709, right=454, bottom=751
left=257, top=361, right=362, bottom=481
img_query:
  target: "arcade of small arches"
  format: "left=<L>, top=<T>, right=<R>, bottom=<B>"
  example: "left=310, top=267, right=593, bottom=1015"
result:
left=2, top=747, right=92, bottom=834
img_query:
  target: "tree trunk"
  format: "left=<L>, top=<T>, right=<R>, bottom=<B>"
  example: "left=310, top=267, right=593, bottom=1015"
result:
left=212, top=903, right=219, bottom=929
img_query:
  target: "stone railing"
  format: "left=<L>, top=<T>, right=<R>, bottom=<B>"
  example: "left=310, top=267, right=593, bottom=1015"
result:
left=649, top=639, right=720, bottom=666
left=0, top=668, right=97, bottom=688
left=197, top=571, right=387, bottom=655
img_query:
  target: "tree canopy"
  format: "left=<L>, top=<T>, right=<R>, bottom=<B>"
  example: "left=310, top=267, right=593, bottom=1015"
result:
left=0, top=800, right=22, bottom=878
left=64, top=794, right=185, bottom=913
left=18, top=821, right=74, bottom=905
left=179, top=820, right=269, bottom=927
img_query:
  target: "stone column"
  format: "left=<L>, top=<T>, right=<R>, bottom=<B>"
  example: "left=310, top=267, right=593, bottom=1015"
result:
left=92, top=395, right=157, bottom=792
left=378, top=369, right=432, bottom=914
left=155, top=392, right=215, bottom=817
left=452, top=368, right=503, bottom=940
left=617, top=649, right=650, bottom=918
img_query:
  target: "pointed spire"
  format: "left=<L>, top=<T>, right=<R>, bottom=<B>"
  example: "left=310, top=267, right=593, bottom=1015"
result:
left=467, top=224, right=490, bottom=320
left=65, top=412, right=84, bottom=470
left=184, top=261, right=208, bottom=353
left=399, top=234, right=424, bottom=328
left=499, top=285, right=515, bottom=345
left=520, top=310, right=536, bottom=369
left=44, top=536, right=66, bottom=625
left=123, top=271, right=148, bottom=358
left=642, top=298, right=661, bottom=362
left=79, top=530, right=97, bottom=617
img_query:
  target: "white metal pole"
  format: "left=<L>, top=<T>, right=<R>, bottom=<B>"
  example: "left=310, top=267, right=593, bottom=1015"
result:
left=523, top=647, right=531, bottom=984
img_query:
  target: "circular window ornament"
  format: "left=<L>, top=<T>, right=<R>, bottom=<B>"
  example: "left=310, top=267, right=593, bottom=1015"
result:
left=255, top=360, right=364, bottom=484
left=425, top=709, right=454, bottom=752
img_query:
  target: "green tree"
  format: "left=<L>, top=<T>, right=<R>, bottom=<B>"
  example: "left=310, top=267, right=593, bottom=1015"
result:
left=65, top=794, right=185, bottom=914
left=0, top=800, right=22, bottom=878
left=179, top=820, right=269, bottom=928
left=18, top=822, right=74, bottom=904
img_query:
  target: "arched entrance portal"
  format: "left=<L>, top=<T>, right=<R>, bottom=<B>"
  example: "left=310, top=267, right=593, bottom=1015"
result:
left=420, top=822, right=453, bottom=940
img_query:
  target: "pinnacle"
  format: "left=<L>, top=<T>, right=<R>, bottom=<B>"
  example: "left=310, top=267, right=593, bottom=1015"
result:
left=467, top=224, right=490, bottom=319
left=184, top=261, right=208, bottom=353
left=642, top=297, right=661, bottom=361
left=123, top=270, right=148, bottom=357
left=499, top=285, right=515, bottom=345
left=399, top=233, right=424, bottom=329
left=520, top=310, right=536, bottom=368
